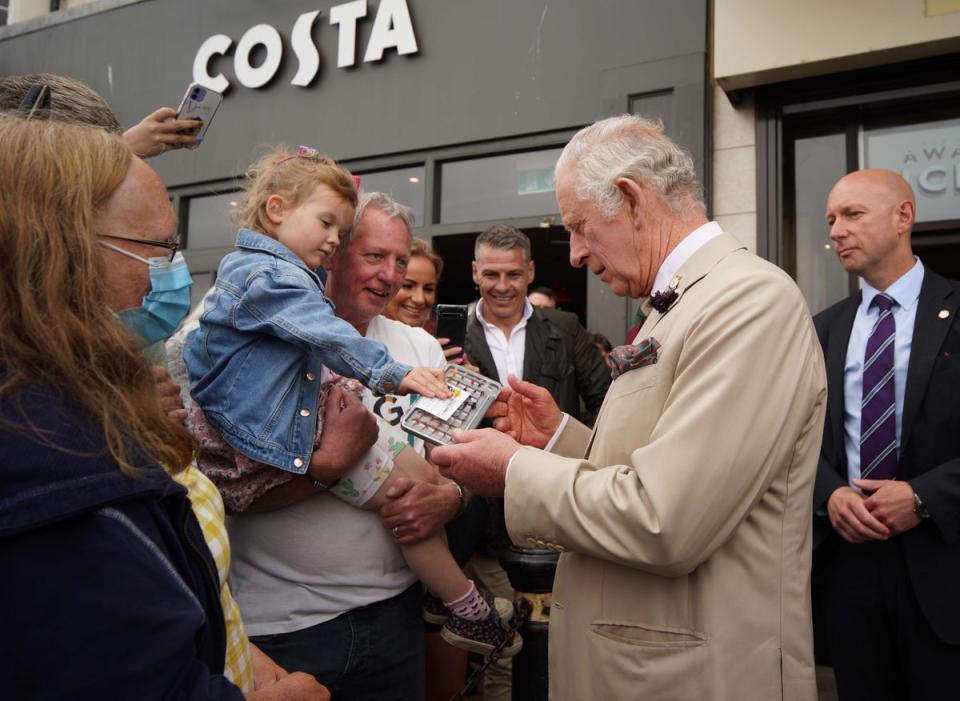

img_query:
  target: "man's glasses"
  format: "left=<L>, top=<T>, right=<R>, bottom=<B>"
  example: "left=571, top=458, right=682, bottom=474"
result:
left=100, top=234, right=180, bottom=262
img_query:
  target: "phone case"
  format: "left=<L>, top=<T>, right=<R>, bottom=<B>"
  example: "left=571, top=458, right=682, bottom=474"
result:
left=176, top=83, right=222, bottom=148
left=400, top=365, right=501, bottom=446
left=434, top=304, right=469, bottom=349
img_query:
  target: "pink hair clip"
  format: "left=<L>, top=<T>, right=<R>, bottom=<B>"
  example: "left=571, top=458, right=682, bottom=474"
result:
left=274, top=145, right=320, bottom=166
left=353, top=175, right=361, bottom=188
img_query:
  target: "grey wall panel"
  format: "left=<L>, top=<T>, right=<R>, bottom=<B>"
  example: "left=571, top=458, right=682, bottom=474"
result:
left=0, top=0, right=707, bottom=188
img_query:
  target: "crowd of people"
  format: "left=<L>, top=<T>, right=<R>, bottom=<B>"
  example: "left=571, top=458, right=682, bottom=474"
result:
left=1, top=72, right=957, bottom=701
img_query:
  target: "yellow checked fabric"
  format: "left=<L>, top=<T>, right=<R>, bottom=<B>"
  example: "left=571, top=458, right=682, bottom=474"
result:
left=173, top=466, right=255, bottom=692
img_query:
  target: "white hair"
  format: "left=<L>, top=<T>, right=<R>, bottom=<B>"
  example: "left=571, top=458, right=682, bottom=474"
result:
left=343, top=190, right=415, bottom=249
left=554, top=115, right=705, bottom=217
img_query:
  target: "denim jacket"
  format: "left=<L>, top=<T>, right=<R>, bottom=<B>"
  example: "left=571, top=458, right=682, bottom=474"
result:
left=184, top=229, right=410, bottom=473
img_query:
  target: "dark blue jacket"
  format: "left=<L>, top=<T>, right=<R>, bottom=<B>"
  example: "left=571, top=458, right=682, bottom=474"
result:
left=0, top=382, right=244, bottom=700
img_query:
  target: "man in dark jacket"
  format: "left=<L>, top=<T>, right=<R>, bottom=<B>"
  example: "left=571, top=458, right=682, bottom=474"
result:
left=813, top=169, right=960, bottom=700
left=465, top=225, right=610, bottom=426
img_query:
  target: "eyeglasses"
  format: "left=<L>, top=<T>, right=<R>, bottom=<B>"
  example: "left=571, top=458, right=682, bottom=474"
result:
left=100, top=234, right=180, bottom=262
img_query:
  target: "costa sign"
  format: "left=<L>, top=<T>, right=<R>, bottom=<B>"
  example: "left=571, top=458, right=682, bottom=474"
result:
left=193, top=0, right=419, bottom=93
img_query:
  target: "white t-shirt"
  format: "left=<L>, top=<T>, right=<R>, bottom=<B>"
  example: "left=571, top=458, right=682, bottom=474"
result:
left=228, top=315, right=445, bottom=636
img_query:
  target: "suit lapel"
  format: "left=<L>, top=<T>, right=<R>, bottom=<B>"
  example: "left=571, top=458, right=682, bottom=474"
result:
left=826, top=297, right=859, bottom=452
left=522, top=311, right=548, bottom=383
left=901, top=270, right=958, bottom=451
left=465, top=315, right=499, bottom=382
left=641, top=232, right=746, bottom=337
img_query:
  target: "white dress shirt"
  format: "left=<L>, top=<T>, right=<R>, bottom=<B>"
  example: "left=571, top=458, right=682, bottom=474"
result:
left=475, top=298, right=534, bottom=385
left=651, top=221, right=724, bottom=295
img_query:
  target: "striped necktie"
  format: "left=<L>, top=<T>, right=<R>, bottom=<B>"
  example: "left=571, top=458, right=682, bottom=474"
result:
left=860, top=293, right=898, bottom=480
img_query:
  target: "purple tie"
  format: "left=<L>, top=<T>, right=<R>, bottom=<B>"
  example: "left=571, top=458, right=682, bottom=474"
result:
left=860, top=294, right=898, bottom=480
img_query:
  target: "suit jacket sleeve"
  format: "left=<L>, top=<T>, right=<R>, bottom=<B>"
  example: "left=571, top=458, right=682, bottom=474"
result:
left=504, top=271, right=826, bottom=577
left=812, top=309, right=849, bottom=511
left=911, top=460, right=960, bottom=544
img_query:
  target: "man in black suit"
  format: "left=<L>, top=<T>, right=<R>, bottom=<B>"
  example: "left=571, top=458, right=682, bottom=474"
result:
left=465, top=224, right=610, bottom=425
left=813, top=168, right=960, bottom=700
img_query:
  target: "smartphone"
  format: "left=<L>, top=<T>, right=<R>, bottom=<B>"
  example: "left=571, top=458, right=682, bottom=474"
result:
left=175, top=83, right=222, bottom=148
left=434, top=304, right=469, bottom=350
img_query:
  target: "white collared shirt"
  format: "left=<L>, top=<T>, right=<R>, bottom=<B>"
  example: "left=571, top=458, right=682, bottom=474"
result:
left=651, top=221, right=724, bottom=295
left=475, top=298, right=535, bottom=385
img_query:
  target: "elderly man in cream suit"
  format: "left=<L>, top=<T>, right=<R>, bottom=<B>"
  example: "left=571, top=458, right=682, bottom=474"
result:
left=432, top=115, right=826, bottom=700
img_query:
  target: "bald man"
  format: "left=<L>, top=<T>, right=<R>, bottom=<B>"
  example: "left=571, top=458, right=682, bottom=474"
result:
left=813, top=169, right=960, bottom=700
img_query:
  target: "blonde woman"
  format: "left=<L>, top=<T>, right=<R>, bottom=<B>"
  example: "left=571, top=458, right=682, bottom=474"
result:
left=0, top=118, right=325, bottom=700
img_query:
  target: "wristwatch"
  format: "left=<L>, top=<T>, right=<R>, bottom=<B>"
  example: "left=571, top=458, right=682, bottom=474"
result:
left=913, top=490, right=931, bottom=520
left=451, top=482, right=467, bottom=515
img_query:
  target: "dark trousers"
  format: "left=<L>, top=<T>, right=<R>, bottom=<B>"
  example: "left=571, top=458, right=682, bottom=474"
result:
left=251, top=583, right=425, bottom=701
left=818, top=537, right=960, bottom=701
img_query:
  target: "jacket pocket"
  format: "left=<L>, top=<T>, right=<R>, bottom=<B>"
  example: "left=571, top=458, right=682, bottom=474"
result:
left=586, top=620, right=709, bottom=699
left=590, top=620, right=706, bottom=647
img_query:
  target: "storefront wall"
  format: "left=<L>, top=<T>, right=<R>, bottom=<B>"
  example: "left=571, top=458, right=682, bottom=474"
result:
left=713, top=0, right=960, bottom=315
left=0, top=0, right=708, bottom=342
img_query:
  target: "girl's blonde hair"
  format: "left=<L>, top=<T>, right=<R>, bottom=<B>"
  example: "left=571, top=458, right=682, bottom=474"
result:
left=0, top=118, right=196, bottom=475
left=234, top=145, right=359, bottom=236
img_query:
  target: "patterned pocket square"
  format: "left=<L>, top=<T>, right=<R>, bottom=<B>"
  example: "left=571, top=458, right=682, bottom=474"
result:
left=606, top=337, right=660, bottom=380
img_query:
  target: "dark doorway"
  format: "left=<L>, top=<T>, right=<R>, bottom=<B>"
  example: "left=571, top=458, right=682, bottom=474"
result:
left=431, top=225, right=587, bottom=325
left=915, top=231, right=960, bottom=281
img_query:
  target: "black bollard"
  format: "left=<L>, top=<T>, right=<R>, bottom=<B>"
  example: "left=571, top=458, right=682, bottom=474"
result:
left=498, top=546, right=558, bottom=701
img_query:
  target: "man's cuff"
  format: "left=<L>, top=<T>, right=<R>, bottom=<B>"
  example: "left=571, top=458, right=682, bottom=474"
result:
left=543, top=413, right=570, bottom=453
left=505, top=448, right=523, bottom=478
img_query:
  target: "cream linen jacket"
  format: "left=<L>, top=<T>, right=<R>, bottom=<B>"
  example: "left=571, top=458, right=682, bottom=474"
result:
left=505, top=233, right=826, bottom=701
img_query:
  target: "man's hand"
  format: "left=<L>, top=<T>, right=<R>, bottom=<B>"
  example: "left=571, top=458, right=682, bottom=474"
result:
left=123, top=107, right=201, bottom=158
left=827, top=486, right=891, bottom=543
left=152, top=365, right=187, bottom=423
left=309, top=386, right=378, bottom=483
left=398, top=366, right=451, bottom=399
left=245, top=671, right=330, bottom=700
left=856, top=479, right=922, bottom=536
left=247, top=642, right=329, bottom=700
left=250, top=643, right=286, bottom=690
left=431, top=428, right=520, bottom=496
left=487, top=374, right=562, bottom=449
left=379, top=478, right=460, bottom=544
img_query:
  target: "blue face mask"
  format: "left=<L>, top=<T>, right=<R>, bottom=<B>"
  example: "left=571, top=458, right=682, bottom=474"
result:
left=102, top=243, right=193, bottom=345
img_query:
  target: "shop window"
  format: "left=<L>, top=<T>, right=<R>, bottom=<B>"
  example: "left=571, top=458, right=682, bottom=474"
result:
left=355, top=165, right=426, bottom=228
left=760, top=58, right=960, bottom=313
left=789, top=133, right=850, bottom=312
left=439, top=148, right=562, bottom=225
left=862, top=117, right=960, bottom=224
left=186, top=191, right=242, bottom=250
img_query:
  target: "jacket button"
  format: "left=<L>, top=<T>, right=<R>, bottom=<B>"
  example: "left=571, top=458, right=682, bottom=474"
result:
left=384, top=382, right=395, bottom=392
left=294, top=458, right=304, bottom=468
left=300, top=408, right=310, bottom=417
left=306, top=372, right=316, bottom=381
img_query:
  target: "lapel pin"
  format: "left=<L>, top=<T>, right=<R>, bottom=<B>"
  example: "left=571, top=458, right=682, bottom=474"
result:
left=939, top=309, right=950, bottom=319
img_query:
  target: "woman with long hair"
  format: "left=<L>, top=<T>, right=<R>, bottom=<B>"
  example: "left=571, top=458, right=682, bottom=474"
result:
left=0, top=117, right=319, bottom=699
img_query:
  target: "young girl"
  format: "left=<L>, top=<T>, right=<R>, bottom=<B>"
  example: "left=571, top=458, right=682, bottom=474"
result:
left=183, top=145, right=519, bottom=656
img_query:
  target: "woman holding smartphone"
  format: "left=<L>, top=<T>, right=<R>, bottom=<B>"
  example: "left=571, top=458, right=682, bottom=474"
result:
left=383, top=238, right=476, bottom=369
